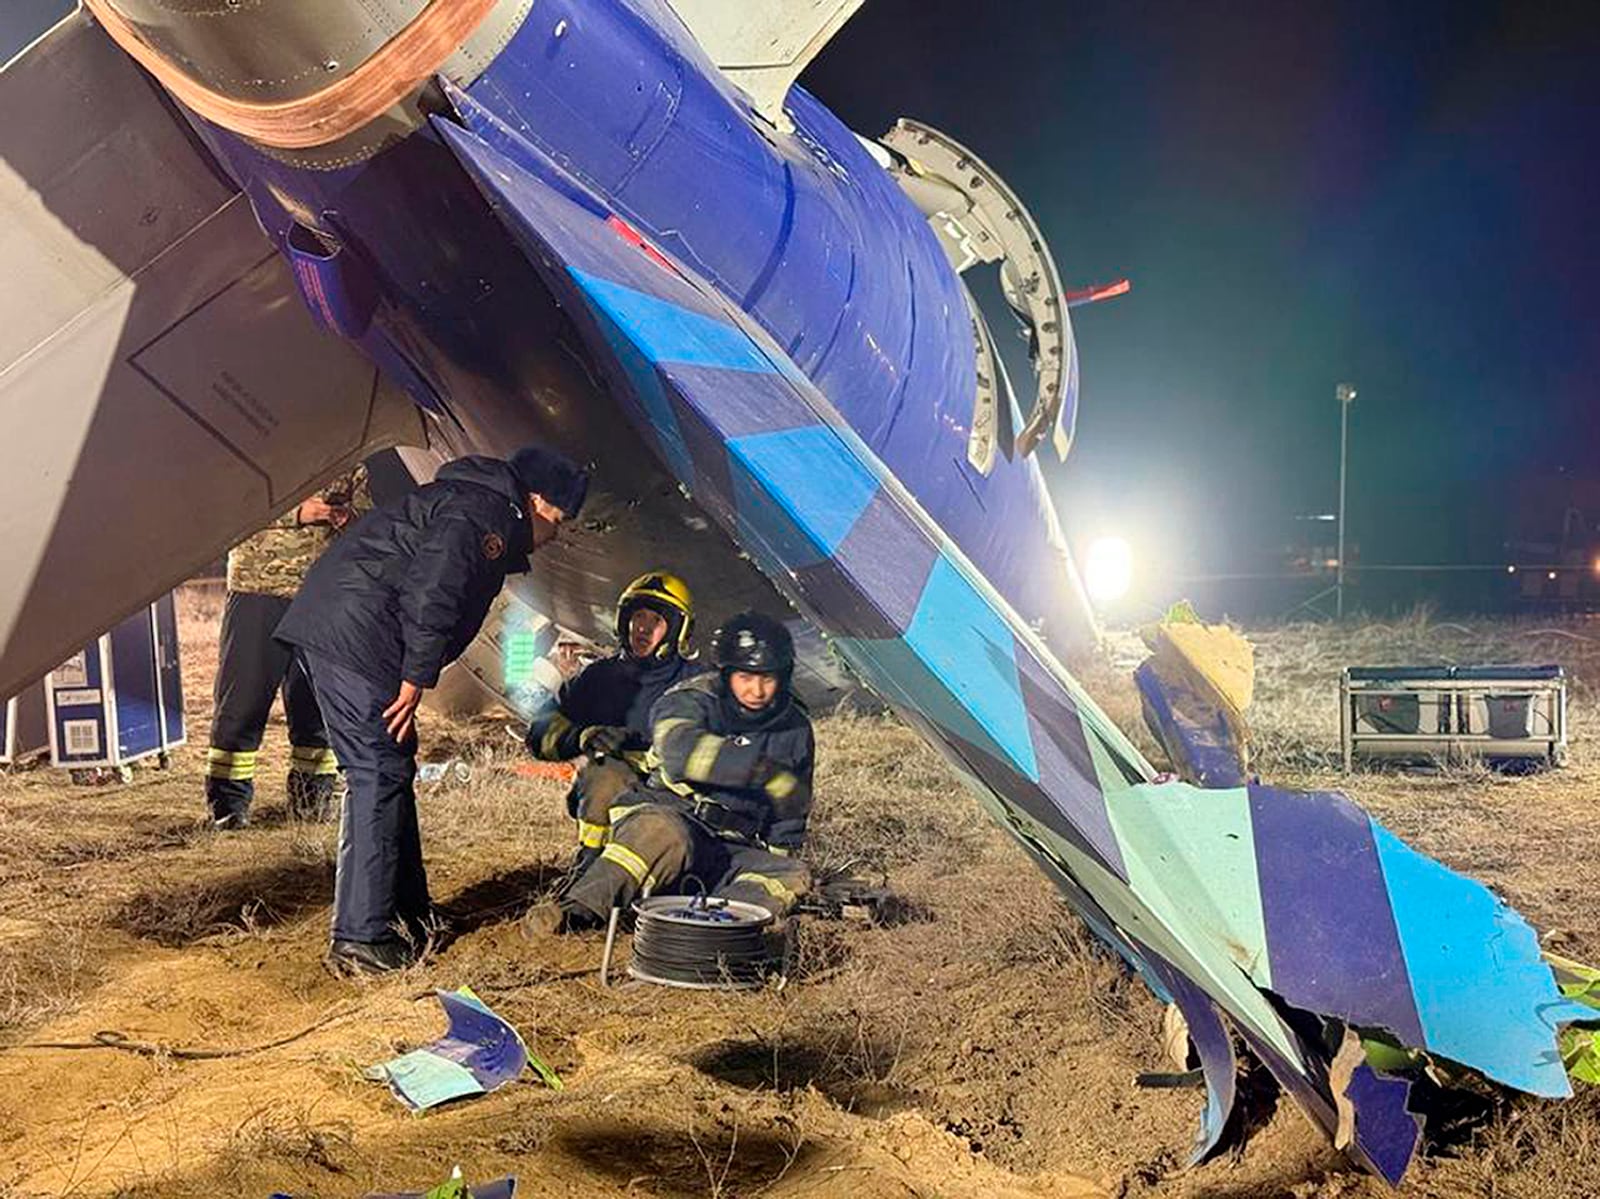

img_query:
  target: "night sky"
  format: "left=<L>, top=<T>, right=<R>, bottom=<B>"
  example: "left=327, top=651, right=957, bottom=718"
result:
left=7, top=3, right=1596, bottom=588
left=810, top=1, right=1600, bottom=583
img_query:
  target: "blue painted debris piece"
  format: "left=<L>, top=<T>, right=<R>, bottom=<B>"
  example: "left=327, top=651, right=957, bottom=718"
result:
left=1341, top=1061, right=1421, bottom=1186
left=1135, top=659, right=1248, bottom=788
left=366, top=989, right=530, bottom=1112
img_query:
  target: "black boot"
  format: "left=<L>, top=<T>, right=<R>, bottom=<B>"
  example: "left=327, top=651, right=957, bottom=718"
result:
left=206, top=776, right=253, bottom=830
left=327, top=937, right=415, bottom=977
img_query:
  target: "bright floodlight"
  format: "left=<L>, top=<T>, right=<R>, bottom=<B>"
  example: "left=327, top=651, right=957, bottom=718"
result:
left=1085, top=536, right=1133, bottom=604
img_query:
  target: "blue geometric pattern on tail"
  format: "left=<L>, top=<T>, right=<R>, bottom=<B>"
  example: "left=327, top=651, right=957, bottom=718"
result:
left=729, top=426, right=880, bottom=558
left=583, top=299, right=696, bottom=489
left=432, top=111, right=1590, bottom=1184
left=1373, top=822, right=1580, bottom=1097
left=572, top=270, right=776, bottom=375
left=903, top=556, right=1038, bottom=779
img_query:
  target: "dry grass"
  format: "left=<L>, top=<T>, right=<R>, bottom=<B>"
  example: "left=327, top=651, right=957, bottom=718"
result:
left=218, top=1100, right=360, bottom=1183
left=0, top=910, right=97, bottom=1032
left=1, top=590, right=1598, bottom=1197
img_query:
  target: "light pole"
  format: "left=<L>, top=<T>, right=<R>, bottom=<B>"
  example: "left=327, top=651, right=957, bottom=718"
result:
left=1335, top=382, right=1358, bottom=618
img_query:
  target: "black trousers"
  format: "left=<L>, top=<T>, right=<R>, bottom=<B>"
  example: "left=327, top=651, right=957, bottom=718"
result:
left=207, top=592, right=333, bottom=816
left=300, top=651, right=429, bottom=945
left=563, top=800, right=811, bottom=921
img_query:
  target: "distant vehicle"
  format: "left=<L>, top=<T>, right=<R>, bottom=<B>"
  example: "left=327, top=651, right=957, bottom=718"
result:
left=1507, top=472, right=1600, bottom=609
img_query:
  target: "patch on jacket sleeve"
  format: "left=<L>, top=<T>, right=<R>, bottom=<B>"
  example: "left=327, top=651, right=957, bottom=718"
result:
left=482, top=531, right=505, bottom=561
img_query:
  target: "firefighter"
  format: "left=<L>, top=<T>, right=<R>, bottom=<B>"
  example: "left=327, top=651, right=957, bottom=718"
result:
left=553, top=611, right=814, bottom=931
left=275, top=446, right=588, bottom=976
left=524, top=572, right=701, bottom=873
left=206, top=466, right=370, bottom=829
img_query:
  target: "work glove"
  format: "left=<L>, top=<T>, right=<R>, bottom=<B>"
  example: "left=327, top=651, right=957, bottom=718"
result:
left=578, top=725, right=630, bottom=758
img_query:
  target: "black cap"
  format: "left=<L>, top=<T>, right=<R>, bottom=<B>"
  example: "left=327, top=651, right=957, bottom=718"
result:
left=509, top=445, right=589, bottom=517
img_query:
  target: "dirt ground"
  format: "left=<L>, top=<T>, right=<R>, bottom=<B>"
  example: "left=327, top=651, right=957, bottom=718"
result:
left=2, top=590, right=1598, bottom=1198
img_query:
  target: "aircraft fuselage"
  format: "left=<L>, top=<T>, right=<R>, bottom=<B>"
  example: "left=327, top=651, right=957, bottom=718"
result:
left=165, top=0, right=1089, bottom=652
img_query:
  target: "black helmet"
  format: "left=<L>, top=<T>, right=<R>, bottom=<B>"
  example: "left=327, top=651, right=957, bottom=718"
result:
left=710, top=612, right=794, bottom=678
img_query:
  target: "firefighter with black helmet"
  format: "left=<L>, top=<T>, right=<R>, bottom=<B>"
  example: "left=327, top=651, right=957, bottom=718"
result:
left=549, top=610, right=815, bottom=931
left=524, top=572, right=702, bottom=872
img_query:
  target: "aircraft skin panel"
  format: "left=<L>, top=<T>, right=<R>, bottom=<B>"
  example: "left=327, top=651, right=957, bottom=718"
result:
left=1104, top=780, right=1274, bottom=984
left=1370, top=820, right=1579, bottom=1097
left=663, top=0, right=864, bottom=124
left=0, top=9, right=236, bottom=374
left=1252, top=785, right=1428, bottom=1046
left=445, top=0, right=1092, bottom=647
left=1143, top=954, right=1241, bottom=1160
left=727, top=425, right=884, bottom=559
left=435, top=113, right=1589, bottom=1177
left=0, top=11, right=424, bottom=698
left=1337, top=1058, right=1422, bottom=1185
left=0, top=195, right=425, bottom=697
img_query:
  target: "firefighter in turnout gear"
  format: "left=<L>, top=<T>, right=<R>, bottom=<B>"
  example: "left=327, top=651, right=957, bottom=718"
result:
left=206, top=465, right=371, bottom=829
left=276, top=446, right=588, bottom=977
left=556, top=611, right=815, bottom=930
left=525, top=573, right=701, bottom=872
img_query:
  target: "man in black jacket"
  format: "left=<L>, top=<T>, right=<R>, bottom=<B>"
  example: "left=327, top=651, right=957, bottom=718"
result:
left=524, top=572, right=701, bottom=874
left=276, top=446, right=588, bottom=976
left=552, top=612, right=815, bottom=931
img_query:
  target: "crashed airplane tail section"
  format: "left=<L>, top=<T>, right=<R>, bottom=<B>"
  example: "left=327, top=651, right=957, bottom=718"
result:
left=1108, top=774, right=1594, bottom=1180
left=430, top=94, right=1597, bottom=1184
left=1134, top=614, right=1599, bottom=1179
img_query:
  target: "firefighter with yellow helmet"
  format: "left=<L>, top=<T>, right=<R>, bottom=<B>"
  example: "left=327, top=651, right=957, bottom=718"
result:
left=525, top=572, right=702, bottom=871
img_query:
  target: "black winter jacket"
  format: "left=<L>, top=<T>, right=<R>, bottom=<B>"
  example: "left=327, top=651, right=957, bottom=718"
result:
left=275, top=456, right=534, bottom=688
left=644, top=674, right=814, bottom=850
left=525, top=652, right=702, bottom=765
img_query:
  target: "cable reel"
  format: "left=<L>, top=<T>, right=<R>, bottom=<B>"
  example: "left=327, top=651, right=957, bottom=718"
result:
left=626, top=895, right=777, bottom=990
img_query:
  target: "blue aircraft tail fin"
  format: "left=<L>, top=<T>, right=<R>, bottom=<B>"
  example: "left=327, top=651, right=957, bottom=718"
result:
left=429, top=98, right=1593, bottom=1183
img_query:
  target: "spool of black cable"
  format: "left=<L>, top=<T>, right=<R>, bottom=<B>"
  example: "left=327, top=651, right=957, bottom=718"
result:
left=628, top=896, right=776, bottom=990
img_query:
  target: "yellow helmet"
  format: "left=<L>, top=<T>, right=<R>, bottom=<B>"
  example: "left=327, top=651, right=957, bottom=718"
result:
left=616, top=571, right=695, bottom=658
